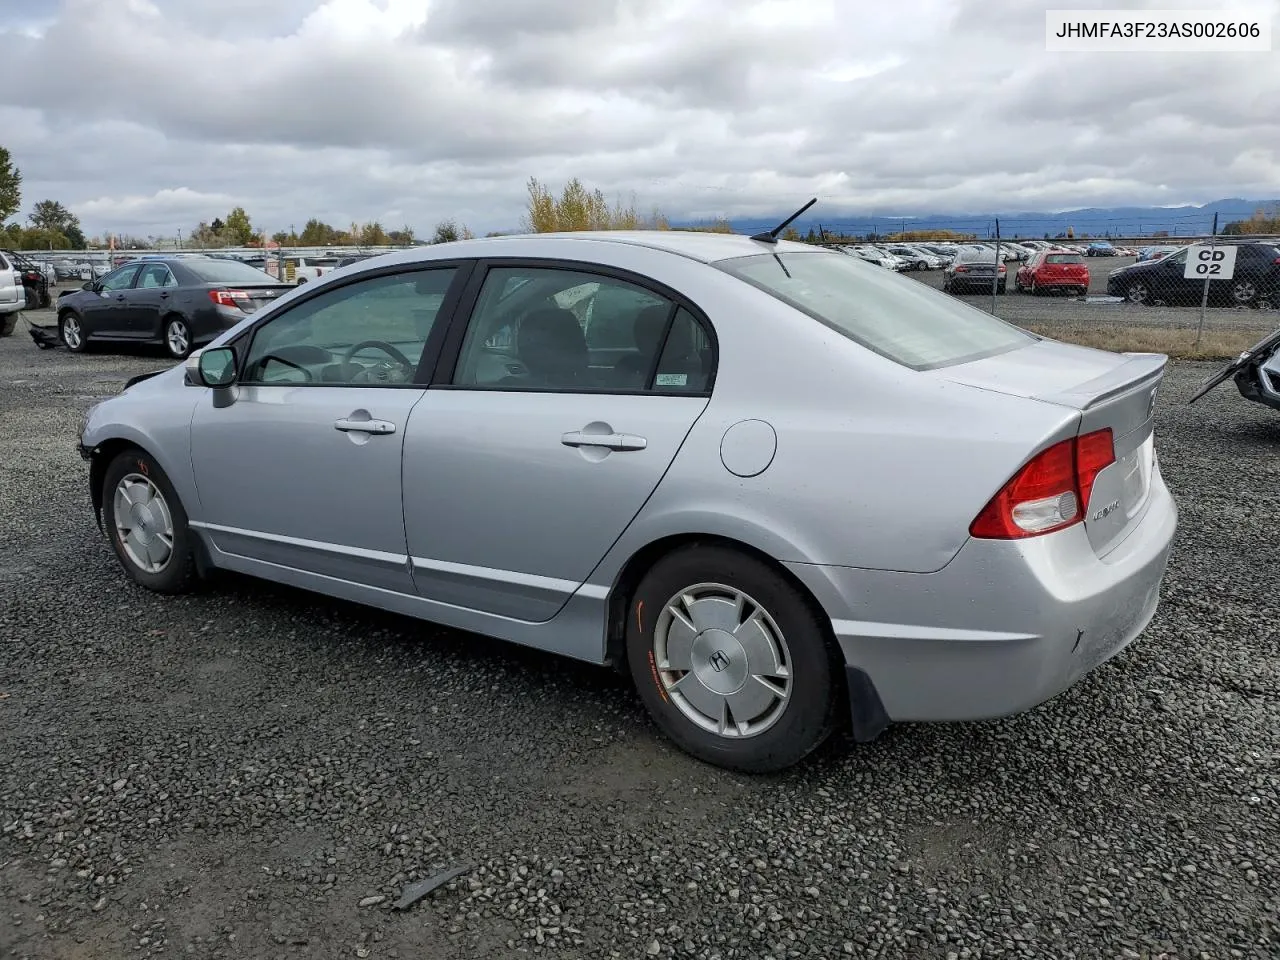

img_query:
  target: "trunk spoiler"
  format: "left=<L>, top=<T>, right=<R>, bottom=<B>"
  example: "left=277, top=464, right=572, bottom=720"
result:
left=1030, top=352, right=1167, bottom=410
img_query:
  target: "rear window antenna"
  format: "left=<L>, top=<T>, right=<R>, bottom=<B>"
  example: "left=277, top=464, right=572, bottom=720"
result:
left=750, top=197, right=818, bottom=244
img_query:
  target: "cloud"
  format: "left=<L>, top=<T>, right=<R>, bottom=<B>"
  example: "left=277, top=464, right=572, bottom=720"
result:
left=0, top=0, right=1276, bottom=237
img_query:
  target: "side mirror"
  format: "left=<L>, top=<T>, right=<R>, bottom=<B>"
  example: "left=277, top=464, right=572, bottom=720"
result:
left=195, top=346, right=238, bottom=388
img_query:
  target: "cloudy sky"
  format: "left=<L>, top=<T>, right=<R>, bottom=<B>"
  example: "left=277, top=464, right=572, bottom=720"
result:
left=0, top=0, right=1277, bottom=238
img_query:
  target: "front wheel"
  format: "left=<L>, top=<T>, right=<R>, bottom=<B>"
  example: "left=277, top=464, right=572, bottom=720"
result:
left=625, top=545, right=841, bottom=773
left=101, top=449, right=198, bottom=594
left=60, top=312, right=87, bottom=353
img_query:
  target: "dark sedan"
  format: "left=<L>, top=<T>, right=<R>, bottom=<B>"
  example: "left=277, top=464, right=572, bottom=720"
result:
left=56, top=255, right=293, bottom=359
left=1106, top=241, right=1280, bottom=307
left=942, top=248, right=1006, bottom=294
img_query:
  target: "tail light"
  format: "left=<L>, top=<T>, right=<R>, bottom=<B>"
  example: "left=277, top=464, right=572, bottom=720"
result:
left=209, top=289, right=250, bottom=308
left=998, top=264, right=1006, bottom=273
left=954, top=265, right=969, bottom=273
left=969, top=428, right=1116, bottom=539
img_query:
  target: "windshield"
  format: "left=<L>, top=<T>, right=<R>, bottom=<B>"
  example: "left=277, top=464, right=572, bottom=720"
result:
left=183, top=259, right=277, bottom=283
left=716, top=251, right=1033, bottom=370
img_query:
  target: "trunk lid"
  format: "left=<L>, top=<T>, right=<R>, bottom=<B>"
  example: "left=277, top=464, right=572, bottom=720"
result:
left=207, top=282, right=292, bottom=315
left=934, top=339, right=1166, bottom=557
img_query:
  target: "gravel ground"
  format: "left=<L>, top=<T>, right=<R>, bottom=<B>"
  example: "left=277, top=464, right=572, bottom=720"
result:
left=0, top=332, right=1277, bottom=960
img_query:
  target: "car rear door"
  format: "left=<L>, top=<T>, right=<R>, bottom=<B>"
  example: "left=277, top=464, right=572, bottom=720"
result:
left=131, top=262, right=179, bottom=338
left=188, top=263, right=468, bottom=593
left=402, top=261, right=715, bottom=622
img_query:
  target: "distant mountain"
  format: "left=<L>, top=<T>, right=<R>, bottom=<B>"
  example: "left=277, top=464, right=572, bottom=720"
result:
left=681, top=198, right=1279, bottom=240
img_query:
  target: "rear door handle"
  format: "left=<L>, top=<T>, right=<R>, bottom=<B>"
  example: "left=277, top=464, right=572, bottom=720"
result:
left=561, top=430, right=647, bottom=451
left=334, top=417, right=396, bottom=435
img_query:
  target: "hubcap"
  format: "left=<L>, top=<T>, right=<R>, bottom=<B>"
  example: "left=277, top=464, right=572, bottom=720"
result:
left=112, top=473, right=175, bottom=574
left=62, top=317, right=81, bottom=348
left=652, top=583, right=792, bottom=739
left=1126, top=283, right=1148, bottom=303
left=1232, top=281, right=1256, bottom=302
left=167, top=321, right=189, bottom=356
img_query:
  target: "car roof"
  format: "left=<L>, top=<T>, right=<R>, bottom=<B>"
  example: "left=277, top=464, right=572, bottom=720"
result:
left=413, top=230, right=819, bottom=265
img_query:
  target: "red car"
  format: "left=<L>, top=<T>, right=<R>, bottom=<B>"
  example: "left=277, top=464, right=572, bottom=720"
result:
left=1015, top=250, right=1090, bottom=296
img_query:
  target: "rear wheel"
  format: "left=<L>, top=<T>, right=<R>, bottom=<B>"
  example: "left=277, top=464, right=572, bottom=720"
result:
left=1231, top=279, right=1258, bottom=306
left=1124, top=281, right=1151, bottom=304
left=102, top=449, right=198, bottom=594
left=625, top=545, right=841, bottom=773
left=163, top=316, right=192, bottom=359
left=60, top=312, right=86, bottom=353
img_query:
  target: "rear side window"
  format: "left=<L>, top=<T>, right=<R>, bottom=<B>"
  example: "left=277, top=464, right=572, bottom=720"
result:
left=1046, top=254, right=1085, bottom=264
left=184, top=259, right=277, bottom=283
left=716, top=251, right=1032, bottom=370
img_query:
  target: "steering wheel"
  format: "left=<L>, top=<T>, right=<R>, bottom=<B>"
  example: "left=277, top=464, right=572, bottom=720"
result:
left=343, top=340, right=416, bottom=383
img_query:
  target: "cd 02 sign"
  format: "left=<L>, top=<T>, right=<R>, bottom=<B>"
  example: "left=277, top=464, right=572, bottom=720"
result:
left=1183, top=244, right=1237, bottom=280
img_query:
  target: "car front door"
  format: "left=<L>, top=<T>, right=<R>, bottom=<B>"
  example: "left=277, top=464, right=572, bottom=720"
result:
left=85, top=264, right=144, bottom=336
left=188, top=263, right=468, bottom=592
left=402, top=262, right=716, bottom=622
left=131, top=262, right=179, bottom=338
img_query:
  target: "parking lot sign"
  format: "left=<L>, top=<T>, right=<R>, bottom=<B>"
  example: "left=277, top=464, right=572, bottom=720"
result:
left=1183, top=244, right=1237, bottom=280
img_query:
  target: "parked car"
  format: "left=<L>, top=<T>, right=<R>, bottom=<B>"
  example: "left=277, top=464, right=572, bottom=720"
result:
left=943, top=248, right=1006, bottom=294
left=1, top=249, right=53, bottom=309
left=1136, top=245, right=1178, bottom=262
left=1015, top=250, right=1090, bottom=296
left=287, top=255, right=340, bottom=284
left=0, top=250, right=25, bottom=320
left=1106, top=241, right=1280, bottom=307
left=76, top=231, right=1177, bottom=773
left=1086, top=242, right=1119, bottom=257
left=55, top=255, right=292, bottom=359
left=1189, top=325, right=1280, bottom=413
left=885, top=245, right=933, bottom=271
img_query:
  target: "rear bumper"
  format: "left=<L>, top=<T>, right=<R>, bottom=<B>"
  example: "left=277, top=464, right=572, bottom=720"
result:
left=787, top=465, right=1177, bottom=726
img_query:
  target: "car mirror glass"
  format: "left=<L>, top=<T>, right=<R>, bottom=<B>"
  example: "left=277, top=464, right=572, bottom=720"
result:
left=197, top=346, right=237, bottom=388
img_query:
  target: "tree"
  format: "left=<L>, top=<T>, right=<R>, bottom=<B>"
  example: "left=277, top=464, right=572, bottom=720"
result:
left=298, top=219, right=334, bottom=245
left=431, top=218, right=474, bottom=243
left=359, top=221, right=390, bottom=246
left=520, top=176, right=668, bottom=233
left=0, top=146, right=20, bottom=225
left=224, top=206, right=255, bottom=245
left=28, top=199, right=85, bottom=248
left=387, top=226, right=415, bottom=245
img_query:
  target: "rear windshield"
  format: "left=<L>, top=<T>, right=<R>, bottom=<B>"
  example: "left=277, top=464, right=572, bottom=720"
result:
left=1046, top=254, right=1085, bottom=264
left=182, top=259, right=277, bottom=283
left=716, top=251, right=1033, bottom=370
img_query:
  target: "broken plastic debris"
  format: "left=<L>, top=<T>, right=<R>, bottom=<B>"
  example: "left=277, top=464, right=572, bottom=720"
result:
left=391, top=864, right=473, bottom=910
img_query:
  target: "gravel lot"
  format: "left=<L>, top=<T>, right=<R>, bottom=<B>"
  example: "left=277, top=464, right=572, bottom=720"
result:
left=1, top=331, right=1278, bottom=960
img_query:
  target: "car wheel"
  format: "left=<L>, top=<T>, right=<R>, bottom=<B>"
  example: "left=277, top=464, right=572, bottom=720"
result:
left=1125, top=282, right=1151, bottom=304
left=102, top=448, right=198, bottom=594
left=1256, top=295, right=1275, bottom=312
left=625, top=544, right=841, bottom=773
left=1230, top=280, right=1258, bottom=306
left=60, top=312, right=87, bottom=353
left=164, top=316, right=192, bottom=359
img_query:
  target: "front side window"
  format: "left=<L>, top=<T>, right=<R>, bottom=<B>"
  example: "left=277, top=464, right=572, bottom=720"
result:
left=716, top=250, right=1032, bottom=370
left=451, top=266, right=713, bottom=393
left=100, top=265, right=141, bottom=291
left=241, top=267, right=457, bottom=386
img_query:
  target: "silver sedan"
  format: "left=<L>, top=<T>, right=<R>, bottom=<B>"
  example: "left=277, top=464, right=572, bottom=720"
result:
left=78, top=231, right=1178, bottom=772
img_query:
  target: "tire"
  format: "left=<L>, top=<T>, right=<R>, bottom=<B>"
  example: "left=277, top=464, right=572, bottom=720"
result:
left=625, top=544, right=841, bottom=773
left=60, top=312, right=87, bottom=353
left=1124, top=282, right=1151, bottom=305
left=1230, top=280, right=1258, bottom=307
left=101, top=448, right=198, bottom=595
left=163, top=315, right=192, bottom=359
left=1029, top=277, right=1038, bottom=296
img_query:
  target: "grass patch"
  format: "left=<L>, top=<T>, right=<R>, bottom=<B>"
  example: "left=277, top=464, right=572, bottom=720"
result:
left=1021, top=322, right=1271, bottom=360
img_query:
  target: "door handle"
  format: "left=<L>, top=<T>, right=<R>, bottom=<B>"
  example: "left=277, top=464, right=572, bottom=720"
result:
left=159, top=292, right=170, bottom=299
left=561, top=430, right=647, bottom=451
left=334, top=417, right=396, bottom=435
